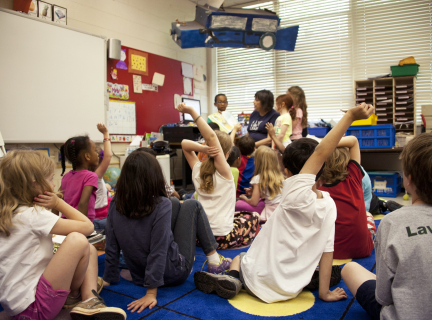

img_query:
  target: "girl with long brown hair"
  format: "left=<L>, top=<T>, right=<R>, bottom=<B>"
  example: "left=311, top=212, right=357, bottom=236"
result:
left=179, top=103, right=260, bottom=250
left=288, top=86, right=308, bottom=140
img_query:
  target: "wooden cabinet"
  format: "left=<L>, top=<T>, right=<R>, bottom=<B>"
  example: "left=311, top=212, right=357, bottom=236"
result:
left=355, top=76, right=416, bottom=136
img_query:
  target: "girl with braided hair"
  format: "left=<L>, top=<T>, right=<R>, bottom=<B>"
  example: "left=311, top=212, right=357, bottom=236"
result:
left=58, top=123, right=106, bottom=224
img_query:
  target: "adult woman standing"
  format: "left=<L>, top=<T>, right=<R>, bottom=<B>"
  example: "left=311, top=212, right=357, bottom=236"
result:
left=288, top=86, right=308, bottom=139
left=248, top=90, right=279, bottom=147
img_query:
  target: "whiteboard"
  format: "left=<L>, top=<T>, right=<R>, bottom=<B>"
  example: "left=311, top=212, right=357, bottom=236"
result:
left=0, top=9, right=106, bottom=143
left=107, top=100, right=136, bottom=134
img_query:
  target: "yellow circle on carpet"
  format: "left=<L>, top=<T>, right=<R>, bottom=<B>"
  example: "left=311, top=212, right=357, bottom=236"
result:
left=228, top=290, right=315, bottom=317
left=333, top=258, right=352, bottom=265
left=373, top=214, right=385, bottom=220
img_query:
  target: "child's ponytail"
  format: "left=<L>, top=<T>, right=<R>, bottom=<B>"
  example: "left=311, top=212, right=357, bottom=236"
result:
left=288, top=86, right=308, bottom=127
left=276, top=94, right=295, bottom=120
left=0, top=172, right=18, bottom=236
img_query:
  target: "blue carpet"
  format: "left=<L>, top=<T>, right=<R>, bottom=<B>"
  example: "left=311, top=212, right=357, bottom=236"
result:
left=0, top=219, right=384, bottom=319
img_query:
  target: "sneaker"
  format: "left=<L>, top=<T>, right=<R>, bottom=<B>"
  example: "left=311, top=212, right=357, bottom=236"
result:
left=194, top=271, right=242, bottom=299
left=385, top=200, right=403, bottom=212
left=70, top=290, right=126, bottom=320
left=304, top=265, right=342, bottom=291
left=205, top=254, right=232, bottom=274
left=64, top=277, right=104, bottom=309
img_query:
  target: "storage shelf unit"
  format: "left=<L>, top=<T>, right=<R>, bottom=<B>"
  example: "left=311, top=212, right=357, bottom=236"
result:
left=354, top=76, right=416, bottom=136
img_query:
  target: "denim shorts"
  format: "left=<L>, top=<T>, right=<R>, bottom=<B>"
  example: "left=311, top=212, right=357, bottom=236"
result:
left=356, top=279, right=382, bottom=320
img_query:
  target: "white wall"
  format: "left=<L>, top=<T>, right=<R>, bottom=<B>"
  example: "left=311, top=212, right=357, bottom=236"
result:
left=0, top=0, right=208, bottom=185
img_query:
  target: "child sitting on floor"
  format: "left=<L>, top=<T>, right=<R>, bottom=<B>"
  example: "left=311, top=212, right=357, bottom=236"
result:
left=103, top=151, right=231, bottom=313
left=237, top=135, right=256, bottom=197
left=58, top=123, right=107, bottom=229
left=194, top=103, right=374, bottom=303
left=319, top=136, right=375, bottom=259
left=179, top=103, right=260, bottom=250
left=0, top=150, right=125, bottom=319
left=341, top=132, right=432, bottom=320
left=227, top=145, right=241, bottom=190
left=236, top=146, right=284, bottom=221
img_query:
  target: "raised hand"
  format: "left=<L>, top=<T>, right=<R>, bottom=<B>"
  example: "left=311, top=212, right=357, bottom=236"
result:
left=176, top=103, right=194, bottom=115
left=348, top=103, right=374, bottom=121
left=97, top=122, right=108, bottom=135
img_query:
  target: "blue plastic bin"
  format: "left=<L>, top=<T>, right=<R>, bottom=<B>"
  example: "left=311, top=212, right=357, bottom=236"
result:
left=308, top=127, right=330, bottom=137
left=368, top=172, right=402, bottom=198
left=346, top=124, right=395, bottom=149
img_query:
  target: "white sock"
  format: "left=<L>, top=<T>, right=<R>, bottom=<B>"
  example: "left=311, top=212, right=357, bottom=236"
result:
left=207, top=252, right=220, bottom=264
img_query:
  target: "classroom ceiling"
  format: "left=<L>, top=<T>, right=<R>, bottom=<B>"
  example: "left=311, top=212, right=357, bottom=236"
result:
left=188, top=0, right=272, bottom=8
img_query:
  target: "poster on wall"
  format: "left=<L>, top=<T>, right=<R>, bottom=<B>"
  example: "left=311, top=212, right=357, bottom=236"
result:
left=128, top=49, right=148, bottom=76
left=37, top=1, right=52, bottom=21
left=116, top=49, right=128, bottom=70
left=133, top=75, right=142, bottom=93
left=183, top=77, right=193, bottom=95
left=52, top=5, right=67, bottom=25
left=107, top=82, right=129, bottom=100
left=28, top=0, right=38, bottom=17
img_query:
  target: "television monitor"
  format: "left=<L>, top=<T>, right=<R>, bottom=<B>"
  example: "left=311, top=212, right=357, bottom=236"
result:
left=182, top=98, right=201, bottom=122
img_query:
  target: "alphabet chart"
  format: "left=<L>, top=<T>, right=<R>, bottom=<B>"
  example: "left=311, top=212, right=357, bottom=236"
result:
left=107, top=100, right=136, bottom=134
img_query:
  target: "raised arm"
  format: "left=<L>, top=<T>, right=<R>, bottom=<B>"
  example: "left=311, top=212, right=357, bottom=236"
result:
left=230, top=123, right=242, bottom=143
left=178, top=103, right=232, bottom=180
left=94, top=123, right=112, bottom=179
left=300, top=104, right=373, bottom=176
left=336, top=136, right=360, bottom=164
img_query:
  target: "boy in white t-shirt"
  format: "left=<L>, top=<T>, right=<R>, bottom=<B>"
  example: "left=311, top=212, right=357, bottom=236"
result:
left=194, top=103, right=374, bottom=303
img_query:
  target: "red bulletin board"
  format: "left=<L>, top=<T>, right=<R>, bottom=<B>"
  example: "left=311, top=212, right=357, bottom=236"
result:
left=107, top=45, right=191, bottom=134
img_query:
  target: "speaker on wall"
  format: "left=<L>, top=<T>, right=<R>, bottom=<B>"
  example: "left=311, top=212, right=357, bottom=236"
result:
left=107, top=39, right=121, bottom=60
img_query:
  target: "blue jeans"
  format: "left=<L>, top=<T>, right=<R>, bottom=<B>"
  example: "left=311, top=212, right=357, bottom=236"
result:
left=93, top=218, right=107, bottom=230
left=170, top=197, right=218, bottom=272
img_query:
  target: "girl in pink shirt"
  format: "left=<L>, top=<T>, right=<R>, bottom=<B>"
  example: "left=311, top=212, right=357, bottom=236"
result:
left=288, top=86, right=308, bottom=140
left=59, top=123, right=107, bottom=223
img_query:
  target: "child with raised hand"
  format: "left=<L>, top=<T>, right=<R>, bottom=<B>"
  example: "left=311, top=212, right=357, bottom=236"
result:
left=93, top=123, right=112, bottom=226
left=59, top=123, right=106, bottom=227
left=178, top=103, right=260, bottom=249
left=342, top=133, right=432, bottom=320
left=194, top=103, right=374, bottom=303
left=0, top=150, right=125, bottom=319
left=103, top=151, right=231, bottom=313
left=319, top=136, right=375, bottom=259
left=236, top=146, right=284, bottom=221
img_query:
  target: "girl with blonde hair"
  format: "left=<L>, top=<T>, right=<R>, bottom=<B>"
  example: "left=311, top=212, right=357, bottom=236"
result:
left=0, top=150, right=125, bottom=319
left=179, top=103, right=260, bottom=250
left=236, top=146, right=284, bottom=222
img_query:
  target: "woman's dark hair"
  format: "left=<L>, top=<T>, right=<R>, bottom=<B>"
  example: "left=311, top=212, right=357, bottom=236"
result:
left=255, top=90, right=274, bottom=113
left=60, top=136, right=91, bottom=175
left=214, top=93, right=227, bottom=103
left=227, top=146, right=240, bottom=166
left=283, top=138, right=324, bottom=181
left=115, top=152, right=167, bottom=219
left=208, top=122, right=220, bottom=131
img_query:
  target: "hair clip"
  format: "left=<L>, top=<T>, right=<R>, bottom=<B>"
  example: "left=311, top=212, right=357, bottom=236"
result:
left=290, top=106, right=294, bottom=109
left=71, top=140, right=75, bottom=144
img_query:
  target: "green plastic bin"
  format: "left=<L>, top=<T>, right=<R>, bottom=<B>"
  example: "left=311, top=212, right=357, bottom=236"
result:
left=391, top=64, right=419, bottom=77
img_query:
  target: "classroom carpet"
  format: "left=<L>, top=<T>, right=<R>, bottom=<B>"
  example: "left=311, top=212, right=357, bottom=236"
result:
left=0, top=218, right=384, bottom=320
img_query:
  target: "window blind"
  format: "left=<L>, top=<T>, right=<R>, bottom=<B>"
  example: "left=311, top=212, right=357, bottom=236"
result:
left=352, top=0, right=432, bottom=124
left=216, top=0, right=432, bottom=125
